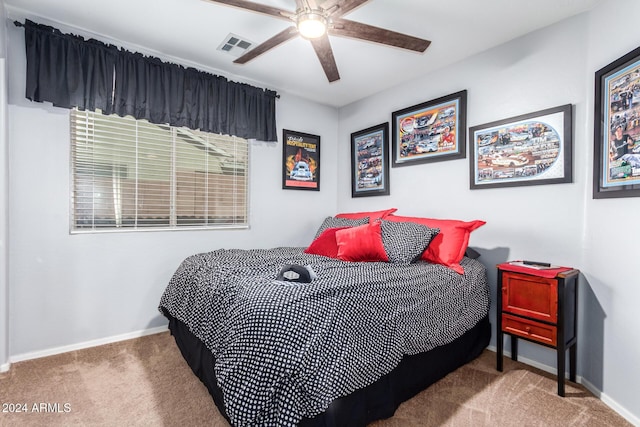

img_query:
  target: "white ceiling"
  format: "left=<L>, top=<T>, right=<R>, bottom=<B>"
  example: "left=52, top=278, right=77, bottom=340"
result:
left=5, top=0, right=604, bottom=107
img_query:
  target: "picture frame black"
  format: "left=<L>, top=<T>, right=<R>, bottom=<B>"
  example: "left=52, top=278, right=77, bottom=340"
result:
left=469, top=104, right=573, bottom=190
left=282, top=129, right=320, bottom=191
left=391, top=90, right=467, bottom=167
left=351, top=122, right=390, bottom=197
left=593, top=46, right=640, bottom=199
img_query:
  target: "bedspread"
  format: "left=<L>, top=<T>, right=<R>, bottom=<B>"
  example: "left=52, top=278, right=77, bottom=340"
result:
left=159, top=247, right=490, bottom=426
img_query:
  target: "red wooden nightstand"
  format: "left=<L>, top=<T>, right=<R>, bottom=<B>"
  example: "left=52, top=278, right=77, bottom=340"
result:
left=496, top=262, right=579, bottom=397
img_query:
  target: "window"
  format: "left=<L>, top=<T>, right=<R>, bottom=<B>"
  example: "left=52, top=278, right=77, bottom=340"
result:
left=70, top=110, right=248, bottom=232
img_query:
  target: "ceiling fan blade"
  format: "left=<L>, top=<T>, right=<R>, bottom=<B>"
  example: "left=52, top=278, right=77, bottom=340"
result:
left=321, top=0, right=369, bottom=18
left=234, top=27, right=298, bottom=64
left=204, top=0, right=293, bottom=21
left=296, top=0, right=319, bottom=9
left=309, top=34, right=340, bottom=82
left=330, top=18, right=431, bottom=52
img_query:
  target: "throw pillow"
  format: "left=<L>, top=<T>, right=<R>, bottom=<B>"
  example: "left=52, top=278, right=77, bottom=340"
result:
left=379, top=220, right=439, bottom=263
left=304, top=227, right=349, bottom=259
left=335, top=222, right=389, bottom=262
left=385, top=215, right=486, bottom=273
left=313, top=216, right=369, bottom=240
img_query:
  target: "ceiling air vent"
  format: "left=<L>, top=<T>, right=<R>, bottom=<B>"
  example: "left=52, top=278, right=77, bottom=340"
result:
left=217, top=33, right=253, bottom=57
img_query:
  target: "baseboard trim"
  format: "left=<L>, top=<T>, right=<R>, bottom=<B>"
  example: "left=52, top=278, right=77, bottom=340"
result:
left=579, top=377, right=640, bottom=427
left=0, top=361, right=10, bottom=373
left=487, top=346, right=639, bottom=426
left=9, top=325, right=169, bottom=365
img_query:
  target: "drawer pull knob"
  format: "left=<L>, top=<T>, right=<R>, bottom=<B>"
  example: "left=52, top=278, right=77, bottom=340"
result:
left=525, top=326, right=531, bottom=333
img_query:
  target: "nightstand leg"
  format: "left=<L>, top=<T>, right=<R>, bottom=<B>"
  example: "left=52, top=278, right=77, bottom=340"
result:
left=557, top=347, right=566, bottom=397
left=510, top=336, right=518, bottom=361
left=497, top=331, right=503, bottom=371
left=569, top=344, right=577, bottom=382
left=497, top=271, right=504, bottom=372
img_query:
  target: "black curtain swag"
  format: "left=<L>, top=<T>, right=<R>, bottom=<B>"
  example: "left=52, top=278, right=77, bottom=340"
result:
left=19, top=20, right=278, bottom=142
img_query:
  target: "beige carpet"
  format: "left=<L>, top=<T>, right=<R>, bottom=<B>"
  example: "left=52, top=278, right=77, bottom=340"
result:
left=0, top=331, right=631, bottom=426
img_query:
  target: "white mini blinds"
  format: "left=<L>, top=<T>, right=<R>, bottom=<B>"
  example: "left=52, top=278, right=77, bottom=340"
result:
left=70, top=109, right=249, bottom=232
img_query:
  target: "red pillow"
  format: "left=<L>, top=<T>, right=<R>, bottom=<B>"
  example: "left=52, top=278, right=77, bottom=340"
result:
left=385, top=215, right=485, bottom=274
left=335, top=208, right=397, bottom=223
left=335, top=222, right=389, bottom=262
left=304, top=227, right=348, bottom=258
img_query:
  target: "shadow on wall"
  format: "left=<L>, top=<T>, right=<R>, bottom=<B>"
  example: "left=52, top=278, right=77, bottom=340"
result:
left=471, top=246, right=511, bottom=287
left=469, top=246, right=510, bottom=349
left=578, top=275, right=605, bottom=391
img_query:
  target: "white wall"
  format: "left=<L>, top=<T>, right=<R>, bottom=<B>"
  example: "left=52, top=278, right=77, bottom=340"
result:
left=4, top=21, right=339, bottom=357
left=337, top=1, right=639, bottom=423
left=338, top=11, right=589, bottom=368
left=338, top=15, right=587, bottom=267
left=581, top=0, right=640, bottom=420
left=0, top=0, right=10, bottom=371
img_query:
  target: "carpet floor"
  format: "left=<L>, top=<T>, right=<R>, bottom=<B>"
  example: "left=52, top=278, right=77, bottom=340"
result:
left=0, top=331, right=631, bottom=426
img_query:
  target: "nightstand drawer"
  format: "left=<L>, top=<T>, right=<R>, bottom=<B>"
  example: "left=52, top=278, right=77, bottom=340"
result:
left=502, top=272, right=558, bottom=323
left=502, top=313, right=557, bottom=346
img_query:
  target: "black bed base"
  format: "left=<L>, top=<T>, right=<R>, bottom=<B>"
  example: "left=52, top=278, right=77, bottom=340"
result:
left=166, top=313, right=491, bottom=427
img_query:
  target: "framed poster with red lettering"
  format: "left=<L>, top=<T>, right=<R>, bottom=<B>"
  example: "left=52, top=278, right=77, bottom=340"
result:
left=282, top=129, right=320, bottom=191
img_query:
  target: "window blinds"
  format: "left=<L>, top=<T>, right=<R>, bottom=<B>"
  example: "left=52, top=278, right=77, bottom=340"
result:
left=70, top=110, right=248, bottom=232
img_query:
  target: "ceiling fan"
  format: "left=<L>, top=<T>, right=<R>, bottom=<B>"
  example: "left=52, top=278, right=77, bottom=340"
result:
left=207, top=0, right=431, bottom=82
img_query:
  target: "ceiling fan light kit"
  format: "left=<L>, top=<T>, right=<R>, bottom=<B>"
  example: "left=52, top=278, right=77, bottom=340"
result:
left=208, top=0, right=431, bottom=82
left=296, top=11, right=328, bottom=39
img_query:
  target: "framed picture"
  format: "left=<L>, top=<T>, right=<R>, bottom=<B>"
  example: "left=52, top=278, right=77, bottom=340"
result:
left=282, top=129, right=320, bottom=191
left=391, top=90, right=467, bottom=167
left=594, top=46, right=640, bottom=199
left=469, top=104, right=573, bottom=190
left=351, top=123, right=390, bottom=197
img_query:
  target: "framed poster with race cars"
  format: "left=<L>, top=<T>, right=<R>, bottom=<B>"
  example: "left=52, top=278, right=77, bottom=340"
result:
left=469, top=104, right=573, bottom=190
left=391, top=90, right=467, bottom=167
left=282, top=129, right=320, bottom=191
left=594, top=45, right=640, bottom=199
left=351, top=122, right=390, bottom=197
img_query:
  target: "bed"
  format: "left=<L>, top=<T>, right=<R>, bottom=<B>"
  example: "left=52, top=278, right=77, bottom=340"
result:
left=159, top=221, right=491, bottom=427
left=159, top=216, right=491, bottom=426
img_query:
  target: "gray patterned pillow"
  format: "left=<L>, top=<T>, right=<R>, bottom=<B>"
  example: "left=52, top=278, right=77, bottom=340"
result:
left=314, top=216, right=370, bottom=240
left=380, top=220, right=439, bottom=263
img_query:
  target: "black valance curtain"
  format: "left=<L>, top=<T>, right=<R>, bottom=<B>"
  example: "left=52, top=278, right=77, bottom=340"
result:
left=21, top=20, right=277, bottom=141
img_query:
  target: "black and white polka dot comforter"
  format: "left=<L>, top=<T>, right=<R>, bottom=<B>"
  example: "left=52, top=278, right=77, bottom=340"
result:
left=159, top=247, right=490, bottom=427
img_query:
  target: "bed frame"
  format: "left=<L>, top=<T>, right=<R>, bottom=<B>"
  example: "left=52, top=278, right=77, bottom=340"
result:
left=165, top=312, right=491, bottom=426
